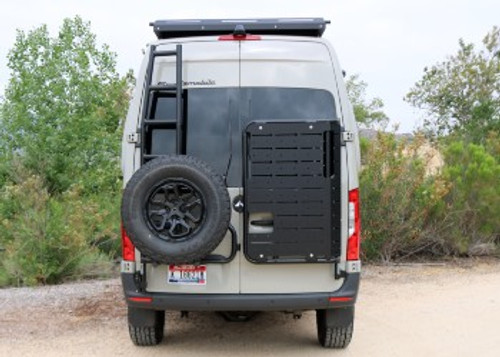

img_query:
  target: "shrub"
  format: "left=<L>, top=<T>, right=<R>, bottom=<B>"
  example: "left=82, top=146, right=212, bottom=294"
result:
left=437, top=135, right=500, bottom=255
left=0, top=168, right=116, bottom=286
left=360, top=133, right=449, bottom=261
left=360, top=131, right=500, bottom=261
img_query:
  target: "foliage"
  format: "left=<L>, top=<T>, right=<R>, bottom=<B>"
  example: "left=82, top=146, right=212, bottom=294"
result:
left=346, top=74, right=389, bottom=129
left=360, top=132, right=500, bottom=261
left=360, top=133, right=448, bottom=261
left=406, top=27, right=500, bottom=142
left=437, top=136, right=500, bottom=254
left=0, top=167, right=116, bottom=286
left=0, top=16, right=133, bottom=194
left=0, top=17, right=130, bottom=286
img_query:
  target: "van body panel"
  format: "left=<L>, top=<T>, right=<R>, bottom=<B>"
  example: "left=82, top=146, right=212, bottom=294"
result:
left=121, top=34, right=359, bottom=296
left=153, top=41, right=240, bottom=89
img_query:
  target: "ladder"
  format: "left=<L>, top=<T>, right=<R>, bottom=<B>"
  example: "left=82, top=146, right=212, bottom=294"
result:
left=140, top=44, right=183, bottom=164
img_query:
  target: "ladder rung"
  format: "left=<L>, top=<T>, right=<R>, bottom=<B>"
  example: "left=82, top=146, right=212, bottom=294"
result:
left=153, top=50, right=177, bottom=57
left=144, top=120, right=177, bottom=128
left=149, top=85, right=177, bottom=92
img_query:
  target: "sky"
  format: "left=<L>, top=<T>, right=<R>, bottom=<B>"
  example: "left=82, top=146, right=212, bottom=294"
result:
left=0, top=0, right=498, bottom=132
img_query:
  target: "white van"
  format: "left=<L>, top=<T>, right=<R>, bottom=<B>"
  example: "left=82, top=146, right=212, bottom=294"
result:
left=120, top=18, right=361, bottom=349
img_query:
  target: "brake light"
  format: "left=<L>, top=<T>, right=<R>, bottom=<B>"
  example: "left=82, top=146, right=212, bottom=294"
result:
left=347, top=188, right=361, bottom=261
left=121, top=224, right=135, bottom=261
left=218, top=34, right=261, bottom=41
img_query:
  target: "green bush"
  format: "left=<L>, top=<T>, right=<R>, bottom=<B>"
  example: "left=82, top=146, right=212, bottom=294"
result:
left=360, top=131, right=500, bottom=261
left=437, top=135, right=500, bottom=254
left=0, top=168, right=117, bottom=286
left=360, top=133, right=448, bottom=261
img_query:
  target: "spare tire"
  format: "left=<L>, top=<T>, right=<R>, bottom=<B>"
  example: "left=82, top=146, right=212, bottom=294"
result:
left=121, top=155, right=231, bottom=264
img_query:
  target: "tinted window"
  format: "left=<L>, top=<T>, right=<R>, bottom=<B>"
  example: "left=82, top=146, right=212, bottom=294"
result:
left=186, top=89, right=236, bottom=176
left=246, top=88, right=336, bottom=121
left=152, top=95, right=176, bottom=119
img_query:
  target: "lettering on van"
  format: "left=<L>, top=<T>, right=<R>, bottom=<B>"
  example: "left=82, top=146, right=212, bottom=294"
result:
left=157, top=79, right=216, bottom=87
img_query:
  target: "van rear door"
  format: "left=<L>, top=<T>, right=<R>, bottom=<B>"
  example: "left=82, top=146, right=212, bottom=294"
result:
left=239, top=39, right=346, bottom=294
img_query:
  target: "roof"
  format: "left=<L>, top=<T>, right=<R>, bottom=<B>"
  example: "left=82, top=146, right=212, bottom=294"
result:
left=150, top=18, right=330, bottom=40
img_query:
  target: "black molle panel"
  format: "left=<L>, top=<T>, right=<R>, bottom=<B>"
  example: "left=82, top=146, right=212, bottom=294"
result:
left=244, top=121, right=342, bottom=264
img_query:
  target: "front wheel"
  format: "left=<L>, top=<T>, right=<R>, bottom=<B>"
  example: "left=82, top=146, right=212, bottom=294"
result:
left=316, top=307, right=354, bottom=348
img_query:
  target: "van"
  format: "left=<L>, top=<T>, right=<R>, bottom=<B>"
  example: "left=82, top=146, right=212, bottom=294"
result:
left=120, top=18, right=361, bottom=348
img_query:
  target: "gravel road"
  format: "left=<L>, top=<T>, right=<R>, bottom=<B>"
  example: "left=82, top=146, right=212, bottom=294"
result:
left=1, top=260, right=499, bottom=356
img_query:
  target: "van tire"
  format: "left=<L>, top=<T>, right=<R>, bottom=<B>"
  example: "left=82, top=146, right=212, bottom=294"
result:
left=129, top=324, right=164, bottom=346
left=128, top=308, right=165, bottom=346
left=316, top=307, right=354, bottom=348
left=122, top=155, right=231, bottom=264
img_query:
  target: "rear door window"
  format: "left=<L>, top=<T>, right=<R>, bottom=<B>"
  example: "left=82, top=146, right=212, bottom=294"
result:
left=245, top=88, right=336, bottom=121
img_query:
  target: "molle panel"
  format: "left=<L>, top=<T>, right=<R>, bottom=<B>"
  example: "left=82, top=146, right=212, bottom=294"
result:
left=244, top=121, right=342, bottom=263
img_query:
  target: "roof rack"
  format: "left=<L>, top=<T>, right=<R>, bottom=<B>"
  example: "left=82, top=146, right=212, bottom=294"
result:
left=150, top=18, right=330, bottom=40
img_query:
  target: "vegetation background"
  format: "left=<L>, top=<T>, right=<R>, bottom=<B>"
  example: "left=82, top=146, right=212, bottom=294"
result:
left=0, top=17, right=498, bottom=286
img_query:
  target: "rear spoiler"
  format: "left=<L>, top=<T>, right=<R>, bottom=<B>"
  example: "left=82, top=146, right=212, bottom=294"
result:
left=150, top=18, right=330, bottom=40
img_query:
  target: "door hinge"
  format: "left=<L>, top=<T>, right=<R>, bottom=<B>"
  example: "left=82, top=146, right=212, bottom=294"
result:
left=334, top=262, right=347, bottom=279
left=127, top=132, right=140, bottom=144
left=342, top=131, right=354, bottom=144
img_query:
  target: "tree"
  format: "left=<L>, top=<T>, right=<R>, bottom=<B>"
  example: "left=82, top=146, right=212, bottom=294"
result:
left=0, top=17, right=132, bottom=286
left=0, top=16, right=134, bottom=194
left=345, top=74, right=389, bottom=129
left=406, top=27, right=500, bottom=142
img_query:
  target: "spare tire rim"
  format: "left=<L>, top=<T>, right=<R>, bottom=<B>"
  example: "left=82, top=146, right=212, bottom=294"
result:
left=145, top=180, right=205, bottom=240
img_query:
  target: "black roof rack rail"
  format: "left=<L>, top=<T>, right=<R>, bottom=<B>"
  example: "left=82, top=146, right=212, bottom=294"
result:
left=150, top=18, right=330, bottom=40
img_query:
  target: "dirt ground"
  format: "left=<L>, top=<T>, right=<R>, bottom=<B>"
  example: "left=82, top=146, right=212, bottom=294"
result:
left=1, top=259, right=499, bottom=357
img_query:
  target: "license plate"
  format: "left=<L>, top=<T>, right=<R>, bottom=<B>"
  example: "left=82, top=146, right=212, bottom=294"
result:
left=168, top=265, right=206, bottom=286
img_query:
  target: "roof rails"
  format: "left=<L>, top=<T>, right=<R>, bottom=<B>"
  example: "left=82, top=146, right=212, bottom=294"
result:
left=150, top=18, right=330, bottom=40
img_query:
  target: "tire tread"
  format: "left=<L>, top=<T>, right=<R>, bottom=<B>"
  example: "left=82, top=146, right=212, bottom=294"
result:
left=320, top=323, right=353, bottom=348
left=128, top=324, right=164, bottom=346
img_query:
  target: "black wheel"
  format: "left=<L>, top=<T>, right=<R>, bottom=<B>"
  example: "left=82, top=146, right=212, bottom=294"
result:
left=316, top=307, right=354, bottom=348
left=122, top=155, right=231, bottom=264
left=128, top=309, right=165, bottom=346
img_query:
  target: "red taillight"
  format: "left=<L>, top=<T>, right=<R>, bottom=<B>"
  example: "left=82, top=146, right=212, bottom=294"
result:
left=218, top=34, right=261, bottom=41
left=121, top=224, right=135, bottom=261
left=347, top=188, right=361, bottom=261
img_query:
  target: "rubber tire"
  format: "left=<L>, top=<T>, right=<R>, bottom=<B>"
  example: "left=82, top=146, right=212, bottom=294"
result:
left=128, top=311, right=165, bottom=346
left=316, top=308, right=354, bottom=348
left=122, top=155, right=231, bottom=264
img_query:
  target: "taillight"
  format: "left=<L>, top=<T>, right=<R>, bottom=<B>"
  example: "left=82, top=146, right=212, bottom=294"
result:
left=347, top=188, right=361, bottom=261
left=121, top=224, right=135, bottom=261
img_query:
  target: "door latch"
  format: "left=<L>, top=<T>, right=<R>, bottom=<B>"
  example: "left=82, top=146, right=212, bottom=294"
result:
left=342, top=131, right=354, bottom=143
left=127, top=132, right=140, bottom=144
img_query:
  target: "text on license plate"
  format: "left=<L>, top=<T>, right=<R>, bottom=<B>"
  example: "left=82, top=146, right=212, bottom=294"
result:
left=168, top=265, right=206, bottom=285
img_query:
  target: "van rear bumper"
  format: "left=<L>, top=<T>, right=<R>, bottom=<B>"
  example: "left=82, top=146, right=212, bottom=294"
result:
left=121, top=272, right=359, bottom=311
